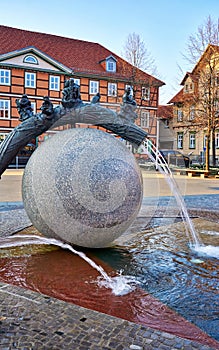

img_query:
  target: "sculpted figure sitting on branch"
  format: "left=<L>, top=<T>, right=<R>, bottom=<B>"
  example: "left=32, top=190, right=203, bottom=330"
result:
left=0, top=79, right=147, bottom=177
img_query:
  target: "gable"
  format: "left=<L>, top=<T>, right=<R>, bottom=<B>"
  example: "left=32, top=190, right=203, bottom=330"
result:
left=0, top=47, right=72, bottom=74
left=0, top=26, right=165, bottom=87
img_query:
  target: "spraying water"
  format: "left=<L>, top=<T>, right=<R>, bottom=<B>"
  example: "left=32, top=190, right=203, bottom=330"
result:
left=141, top=140, right=201, bottom=246
left=0, top=139, right=218, bottom=299
left=141, top=140, right=219, bottom=258
left=0, top=234, right=137, bottom=295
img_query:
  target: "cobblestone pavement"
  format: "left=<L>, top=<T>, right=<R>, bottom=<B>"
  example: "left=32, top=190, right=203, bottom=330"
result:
left=1, top=208, right=219, bottom=349
left=0, top=281, right=218, bottom=350
left=0, top=170, right=219, bottom=349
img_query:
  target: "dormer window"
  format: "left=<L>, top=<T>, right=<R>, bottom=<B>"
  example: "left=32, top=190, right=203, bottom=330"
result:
left=184, top=81, right=194, bottom=93
left=23, top=55, right=38, bottom=65
left=106, top=56, right=117, bottom=72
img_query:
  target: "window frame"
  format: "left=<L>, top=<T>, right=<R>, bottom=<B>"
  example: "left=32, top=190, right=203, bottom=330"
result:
left=23, top=55, right=38, bottom=65
left=140, top=111, right=150, bottom=128
left=25, top=72, right=36, bottom=88
left=189, top=132, right=196, bottom=149
left=216, top=132, right=219, bottom=148
left=203, top=134, right=207, bottom=149
left=189, top=105, right=195, bottom=121
left=177, top=109, right=183, bottom=122
left=0, top=133, right=7, bottom=143
left=73, top=78, right=80, bottom=86
left=106, top=58, right=116, bottom=72
left=177, top=132, right=183, bottom=149
left=141, top=87, right=150, bottom=101
left=0, top=99, right=10, bottom=119
left=49, top=75, right=60, bottom=91
left=31, top=102, right=36, bottom=114
left=89, top=80, right=99, bottom=95
left=108, top=82, right=117, bottom=96
left=0, top=69, right=11, bottom=86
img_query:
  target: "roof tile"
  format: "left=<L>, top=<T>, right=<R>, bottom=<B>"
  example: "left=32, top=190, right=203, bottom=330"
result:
left=0, top=25, right=164, bottom=85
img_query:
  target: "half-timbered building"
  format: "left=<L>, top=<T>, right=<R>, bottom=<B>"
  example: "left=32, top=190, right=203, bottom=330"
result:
left=0, top=25, right=164, bottom=156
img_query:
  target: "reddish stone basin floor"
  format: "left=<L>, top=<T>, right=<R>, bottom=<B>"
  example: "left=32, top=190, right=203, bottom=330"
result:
left=0, top=248, right=218, bottom=349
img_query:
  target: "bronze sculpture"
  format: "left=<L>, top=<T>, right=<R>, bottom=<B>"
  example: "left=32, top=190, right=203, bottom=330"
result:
left=0, top=79, right=147, bottom=177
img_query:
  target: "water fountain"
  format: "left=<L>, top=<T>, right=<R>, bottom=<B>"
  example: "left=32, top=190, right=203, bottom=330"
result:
left=0, top=79, right=218, bottom=346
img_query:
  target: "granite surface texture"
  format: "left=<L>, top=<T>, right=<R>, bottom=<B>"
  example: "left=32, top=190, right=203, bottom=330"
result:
left=22, top=128, right=143, bottom=248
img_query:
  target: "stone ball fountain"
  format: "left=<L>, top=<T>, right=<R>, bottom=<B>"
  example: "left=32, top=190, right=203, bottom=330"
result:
left=22, top=128, right=143, bottom=248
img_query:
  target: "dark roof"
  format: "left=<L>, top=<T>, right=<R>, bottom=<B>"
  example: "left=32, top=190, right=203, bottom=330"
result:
left=180, top=72, right=199, bottom=85
left=157, top=105, right=173, bottom=119
left=168, top=88, right=183, bottom=104
left=0, top=25, right=165, bottom=86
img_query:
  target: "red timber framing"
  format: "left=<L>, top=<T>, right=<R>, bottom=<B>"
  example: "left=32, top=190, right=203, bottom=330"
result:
left=0, top=25, right=165, bottom=149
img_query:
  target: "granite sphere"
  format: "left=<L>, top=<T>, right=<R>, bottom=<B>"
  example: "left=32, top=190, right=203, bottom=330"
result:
left=22, top=128, right=143, bottom=248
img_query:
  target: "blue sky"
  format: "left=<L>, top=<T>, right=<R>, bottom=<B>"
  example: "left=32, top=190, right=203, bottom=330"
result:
left=1, top=0, right=219, bottom=103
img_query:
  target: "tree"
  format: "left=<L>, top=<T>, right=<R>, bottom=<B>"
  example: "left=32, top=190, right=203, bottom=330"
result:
left=120, top=32, right=161, bottom=107
left=122, top=32, right=159, bottom=77
left=120, top=32, right=164, bottom=153
left=182, top=16, right=219, bottom=169
left=183, top=16, right=219, bottom=65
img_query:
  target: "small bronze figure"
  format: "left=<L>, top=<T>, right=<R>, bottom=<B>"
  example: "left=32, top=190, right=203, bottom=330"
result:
left=40, top=96, right=54, bottom=118
left=0, top=81, right=147, bottom=177
left=15, top=94, right=34, bottom=121
left=62, top=78, right=83, bottom=108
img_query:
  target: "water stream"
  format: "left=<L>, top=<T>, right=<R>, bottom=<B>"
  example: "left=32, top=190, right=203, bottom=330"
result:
left=0, top=140, right=218, bottom=299
left=141, top=141, right=201, bottom=246
left=0, top=234, right=136, bottom=296
left=141, top=140, right=219, bottom=258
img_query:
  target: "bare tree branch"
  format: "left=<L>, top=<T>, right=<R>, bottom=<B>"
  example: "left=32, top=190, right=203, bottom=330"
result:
left=183, top=15, right=219, bottom=65
left=121, top=32, right=159, bottom=77
left=178, top=16, right=219, bottom=168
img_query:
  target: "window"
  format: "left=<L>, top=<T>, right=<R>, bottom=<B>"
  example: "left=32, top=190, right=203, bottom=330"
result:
left=0, top=133, right=7, bottom=143
left=189, top=132, right=196, bottom=149
left=31, top=102, right=36, bottom=114
left=163, top=119, right=169, bottom=128
left=23, top=55, right=38, bottom=64
left=142, top=87, right=150, bottom=100
left=0, top=100, right=10, bottom=118
left=177, top=109, right=183, bottom=122
left=74, top=78, right=80, bottom=86
left=49, top=76, right=60, bottom=91
left=177, top=132, right=183, bottom=149
left=0, top=69, right=10, bottom=85
left=108, top=83, right=117, bottom=96
left=89, top=81, right=99, bottom=94
left=125, top=84, right=134, bottom=95
left=125, top=141, right=133, bottom=152
left=25, top=72, right=36, bottom=88
left=203, top=135, right=207, bottom=149
left=189, top=105, right=195, bottom=121
left=106, top=58, right=116, bottom=72
left=216, top=132, right=219, bottom=148
left=184, top=82, right=193, bottom=93
left=140, top=111, right=150, bottom=128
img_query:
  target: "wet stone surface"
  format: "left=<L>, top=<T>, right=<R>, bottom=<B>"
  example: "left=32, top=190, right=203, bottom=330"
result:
left=0, top=201, right=219, bottom=349
left=0, top=283, right=217, bottom=350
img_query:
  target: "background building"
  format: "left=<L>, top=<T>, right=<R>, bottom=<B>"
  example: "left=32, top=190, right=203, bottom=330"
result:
left=157, top=104, right=174, bottom=149
left=168, top=44, right=219, bottom=167
left=0, top=25, right=164, bottom=161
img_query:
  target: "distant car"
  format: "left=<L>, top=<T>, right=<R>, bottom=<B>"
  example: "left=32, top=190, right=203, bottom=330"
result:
left=159, top=149, right=191, bottom=168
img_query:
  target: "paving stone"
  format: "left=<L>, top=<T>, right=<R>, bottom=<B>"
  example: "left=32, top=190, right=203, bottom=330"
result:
left=0, top=204, right=219, bottom=349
